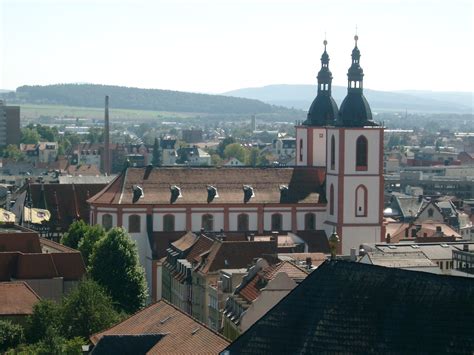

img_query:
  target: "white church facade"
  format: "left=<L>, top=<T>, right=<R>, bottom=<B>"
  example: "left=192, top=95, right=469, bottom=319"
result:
left=88, top=37, right=385, bottom=298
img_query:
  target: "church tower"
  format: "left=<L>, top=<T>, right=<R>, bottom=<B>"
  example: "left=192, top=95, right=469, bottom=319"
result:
left=325, top=36, right=384, bottom=253
left=296, top=40, right=338, bottom=166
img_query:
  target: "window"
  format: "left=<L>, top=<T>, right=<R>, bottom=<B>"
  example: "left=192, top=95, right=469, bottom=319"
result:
left=163, top=214, right=175, bottom=232
left=102, top=214, right=112, bottom=231
left=304, top=213, right=316, bottom=230
left=237, top=213, right=249, bottom=232
left=299, top=139, right=303, bottom=162
left=128, top=214, right=141, bottom=233
left=329, top=184, right=334, bottom=216
left=356, top=135, right=368, bottom=171
left=271, top=214, right=282, bottom=231
left=330, top=135, right=336, bottom=170
left=427, top=208, right=434, bottom=218
left=202, top=214, right=214, bottom=231
left=355, top=185, right=368, bottom=217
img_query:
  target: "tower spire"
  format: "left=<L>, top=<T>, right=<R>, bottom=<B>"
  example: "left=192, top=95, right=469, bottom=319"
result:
left=338, top=35, right=377, bottom=127
left=304, top=38, right=338, bottom=126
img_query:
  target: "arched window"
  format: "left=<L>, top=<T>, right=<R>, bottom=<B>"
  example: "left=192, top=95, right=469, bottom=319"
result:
left=330, top=135, right=336, bottom=170
left=163, top=214, right=175, bottom=232
left=202, top=214, right=214, bottom=232
left=237, top=213, right=249, bottom=232
left=128, top=214, right=141, bottom=233
left=304, top=213, right=316, bottom=230
left=299, top=139, right=303, bottom=162
left=329, top=184, right=334, bottom=216
left=356, top=135, right=368, bottom=171
left=271, top=213, right=282, bottom=231
left=102, top=214, right=112, bottom=231
left=355, top=185, right=368, bottom=217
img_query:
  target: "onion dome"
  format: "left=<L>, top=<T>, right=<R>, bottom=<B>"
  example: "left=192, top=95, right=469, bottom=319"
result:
left=338, top=35, right=378, bottom=127
left=304, top=40, right=339, bottom=126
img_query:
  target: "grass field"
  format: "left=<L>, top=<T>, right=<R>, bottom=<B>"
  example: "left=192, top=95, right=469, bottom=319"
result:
left=20, top=104, right=197, bottom=121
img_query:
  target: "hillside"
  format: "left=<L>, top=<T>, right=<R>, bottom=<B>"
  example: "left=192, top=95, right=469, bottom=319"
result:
left=224, top=84, right=474, bottom=113
left=1, top=84, right=297, bottom=115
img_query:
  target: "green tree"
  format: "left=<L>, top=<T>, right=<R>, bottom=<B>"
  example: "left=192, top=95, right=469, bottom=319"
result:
left=89, top=228, right=148, bottom=313
left=61, top=279, right=120, bottom=339
left=87, top=127, right=104, bottom=144
left=0, top=320, right=24, bottom=352
left=152, top=137, right=161, bottom=166
left=21, top=127, right=40, bottom=144
left=77, top=224, right=106, bottom=266
left=10, top=330, right=84, bottom=355
left=61, top=220, right=89, bottom=250
left=223, top=143, right=247, bottom=162
left=246, top=147, right=260, bottom=167
left=3, top=144, right=25, bottom=162
left=217, top=136, right=235, bottom=157
left=25, top=299, right=61, bottom=344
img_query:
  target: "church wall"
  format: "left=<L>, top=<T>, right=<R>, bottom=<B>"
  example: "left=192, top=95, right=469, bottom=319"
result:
left=326, top=129, right=340, bottom=173
left=191, top=211, right=224, bottom=231
left=341, top=226, right=383, bottom=254
left=96, top=211, right=117, bottom=228
left=295, top=127, right=308, bottom=166
left=153, top=210, right=187, bottom=231
left=296, top=210, right=326, bottom=230
left=229, top=212, right=258, bottom=231
left=311, top=128, right=327, bottom=167
left=342, top=176, right=380, bottom=224
left=343, top=129, right=382, bottom=175
left=263, top=210, right=291, bottom=231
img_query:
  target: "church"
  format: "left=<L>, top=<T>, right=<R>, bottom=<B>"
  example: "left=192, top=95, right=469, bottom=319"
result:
left=88, top=36, right=385, bottom=291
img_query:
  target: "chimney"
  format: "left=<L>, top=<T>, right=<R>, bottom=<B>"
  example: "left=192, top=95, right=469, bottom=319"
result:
left=436, top=226, right=442, bottom=233
left=350, top=248, right=357, bottom=261
left=104, top=95, right=110, bottom=175
left=305, top=257, right=312, bottom=268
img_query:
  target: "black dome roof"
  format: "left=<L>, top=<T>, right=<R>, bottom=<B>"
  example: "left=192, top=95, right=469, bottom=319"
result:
left=337, top=92, right=376, bottom=127
left=305, top=94, right=338, bottom=126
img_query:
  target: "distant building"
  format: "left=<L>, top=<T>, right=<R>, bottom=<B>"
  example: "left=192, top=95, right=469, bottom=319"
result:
left=0, top=101, right=20, bottom=147
left=182, top=129, right=203, bottom=143
left=0, top=282, right=40, bottom=325
left=160, top=138, right=177, bottom=166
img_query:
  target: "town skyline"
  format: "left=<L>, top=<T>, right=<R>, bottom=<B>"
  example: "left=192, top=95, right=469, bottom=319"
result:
left=1, top=0, right=473, bottom=93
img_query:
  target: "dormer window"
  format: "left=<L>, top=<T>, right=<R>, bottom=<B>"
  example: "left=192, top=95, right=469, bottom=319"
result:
left=279, top=185, right=288, bottom=202
left=170, top=185, right=182, bottom=203
left=132, top=185, right=144, bottom=203
left=243, top=185, right=254, bottom=203
left=207, top=185, right=218, bottom=203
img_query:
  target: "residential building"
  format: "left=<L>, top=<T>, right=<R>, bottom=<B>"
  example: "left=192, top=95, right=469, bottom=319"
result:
left=223, top=258, right=309, bottom=340
left=162, top=232, right=278, bottom=325
left=182, top=129, right=203, bottom=143
left=223, top=260, right=474, bottom=354
left=0, top=282, right=40, bottom=325
left=177, top=146, right=212, bottom=166
left=0, top=225, right=86, bottom=301
left=90, top=300, right=229, bottom=354
left=160, top=138, right=177, bottom=166
left=0, top=101, right=20, bottom=147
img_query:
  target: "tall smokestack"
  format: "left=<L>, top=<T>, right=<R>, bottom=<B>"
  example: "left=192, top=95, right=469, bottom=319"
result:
left=104, top=95, right=110, bottom=175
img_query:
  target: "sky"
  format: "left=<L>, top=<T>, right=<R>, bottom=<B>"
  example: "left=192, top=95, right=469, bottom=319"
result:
left=0, top=0, right=473, bottom=93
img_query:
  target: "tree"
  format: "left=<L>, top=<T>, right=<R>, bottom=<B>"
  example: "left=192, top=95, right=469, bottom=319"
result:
left=217, top=136, right=235, bottom=157
left=77, top=224, right=106, bottom=266
left=0, top=320, right=24, bottom=352
left=87, top=127, right=104, bottom=144
left=61, top=220, right=89, bottom=250
left=223, top=143, right=247, bottom=162
left=246, top=147, right=260, bottom=167
left=21, top=127, right=40, bottom=144
left=25, top=299, right=61, bottom=344
left=61, top=279, right=120, bottom=339
left=3, top=144, right=25, bottom=162
left=152, top=137, right=161, bottom=167
left=89, top=228, right=148, bottom=313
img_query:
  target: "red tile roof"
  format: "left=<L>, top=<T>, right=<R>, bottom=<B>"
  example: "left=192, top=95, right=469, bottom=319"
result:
left=90, top=300, right=229, bottom=354
left=0, top=281, right=40, bottom=316
left=88, top=167, right=326, bottom=205
left=238, top=261, right=309, bottom=303
left=0, top=232, right=42, bottom=253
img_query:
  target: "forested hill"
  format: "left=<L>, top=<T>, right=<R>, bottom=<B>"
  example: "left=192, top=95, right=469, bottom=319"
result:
left=3, top=84, right=294, bottom=114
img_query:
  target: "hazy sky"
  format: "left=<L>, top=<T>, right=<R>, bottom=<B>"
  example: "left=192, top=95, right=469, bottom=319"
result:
left=0, top=0, right=473, bottom=93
